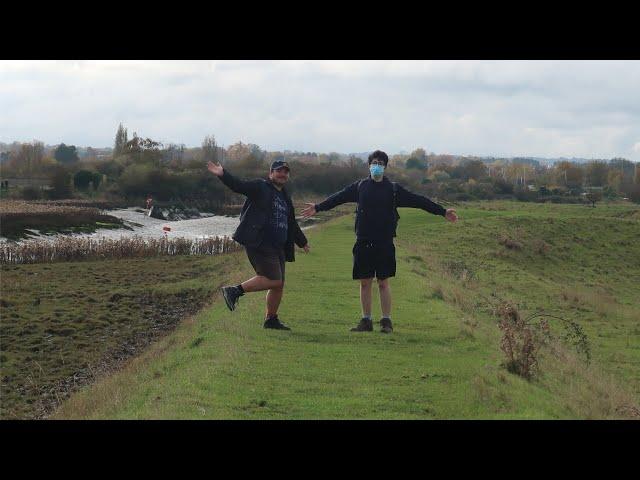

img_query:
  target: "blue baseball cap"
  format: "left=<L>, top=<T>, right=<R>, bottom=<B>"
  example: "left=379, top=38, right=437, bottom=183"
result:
left=270, top=160, right=290, bottom=172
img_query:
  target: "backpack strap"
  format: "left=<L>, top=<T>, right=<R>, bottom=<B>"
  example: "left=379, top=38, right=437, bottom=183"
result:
left=392, top=181, right=398, bottom=210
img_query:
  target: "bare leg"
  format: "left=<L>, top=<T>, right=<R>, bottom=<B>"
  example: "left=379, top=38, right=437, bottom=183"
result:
left=241, top=275, right=283, bottom=293
left=377, top=277, right=392, bottom=318
left=360, top=278, right=374, bottom=318
left=266, top=283, right=284, bottom=317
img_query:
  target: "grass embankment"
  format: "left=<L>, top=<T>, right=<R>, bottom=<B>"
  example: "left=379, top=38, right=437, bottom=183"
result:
left=0, top=254, right=240, bottom=419
left=51, top=201, right=640, bottom=419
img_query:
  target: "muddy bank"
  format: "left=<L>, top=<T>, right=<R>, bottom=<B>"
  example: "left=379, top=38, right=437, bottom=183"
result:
left=15, top=289, right=214, bottom=419
left=0, top=255, right=234, bottom=420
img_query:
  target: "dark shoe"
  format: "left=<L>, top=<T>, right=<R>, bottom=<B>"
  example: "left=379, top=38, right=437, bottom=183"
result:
left=350, top=317, right=373, bottom=332
left=221, top=286, right=242, bottom=311
left=264, top=315, right=291, bottom=330
left=380, top=317, right=393, bottom=333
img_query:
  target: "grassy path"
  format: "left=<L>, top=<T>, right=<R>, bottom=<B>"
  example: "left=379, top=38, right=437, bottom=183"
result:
left=54, top=201, right=640, bottom=419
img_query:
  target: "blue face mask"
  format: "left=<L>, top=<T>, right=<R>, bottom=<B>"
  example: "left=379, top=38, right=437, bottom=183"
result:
left=370, top=164, right=384, bottom=179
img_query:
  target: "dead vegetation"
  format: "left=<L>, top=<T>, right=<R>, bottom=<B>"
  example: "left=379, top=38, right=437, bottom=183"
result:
left=496, top=227, right=551, bottom=255
left=1, top=235, right=243, bottom=264
left=495, top=301, right=550, bottom=380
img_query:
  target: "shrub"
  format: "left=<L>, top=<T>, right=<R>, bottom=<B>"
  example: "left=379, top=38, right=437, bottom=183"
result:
left=48, top=166, right=73, bottom=199
left=21, top=186, right=42, bottom=200
left=442, top=259, right=477, bottom=282
left=74, top=170, right=95, bottom=190
left=496, top=301, right=550, bottom=380
left=532, top=239, right=551, bottom=255
left=497, top=231, right=524, bottom=250
left=492, top=178, right=514, bottom=195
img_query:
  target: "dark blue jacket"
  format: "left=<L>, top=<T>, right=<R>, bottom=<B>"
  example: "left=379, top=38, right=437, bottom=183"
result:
left=218, top=169, right=307, bottom=262
left=315, top=176, right=446, bottom=242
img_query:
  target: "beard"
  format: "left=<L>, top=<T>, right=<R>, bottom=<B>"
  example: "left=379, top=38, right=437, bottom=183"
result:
left=270, top=176, right=288, bottom=187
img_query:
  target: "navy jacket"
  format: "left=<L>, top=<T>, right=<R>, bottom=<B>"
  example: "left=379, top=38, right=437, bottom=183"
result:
left=315, top=176, right=446, bottom=242
left=218, top=169, right=307, bottom=262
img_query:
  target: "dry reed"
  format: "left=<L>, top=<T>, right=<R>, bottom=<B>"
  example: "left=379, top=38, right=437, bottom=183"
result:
left=0, top=235, right=243, bottom=264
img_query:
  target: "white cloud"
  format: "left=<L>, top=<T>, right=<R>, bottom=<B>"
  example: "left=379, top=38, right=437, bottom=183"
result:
left=0, top=60, right=639, bottom=160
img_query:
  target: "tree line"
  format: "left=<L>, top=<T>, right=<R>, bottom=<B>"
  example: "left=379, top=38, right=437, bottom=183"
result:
left=1, top=125, right=639, bottom=207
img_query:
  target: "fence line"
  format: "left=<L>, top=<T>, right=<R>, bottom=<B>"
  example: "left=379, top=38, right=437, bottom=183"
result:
left=0, top=235, right=243, bottom=264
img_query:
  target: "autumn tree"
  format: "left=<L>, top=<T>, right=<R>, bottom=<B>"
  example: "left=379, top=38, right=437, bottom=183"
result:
left=8, top=141, right=46, bottom=177
left=347, top=155, right=361, bottom=168
left=406, top=157, right=428, bottom=170
left=54, top=143, right=79, bottom=164
left=120, top=133, right=163, bottom=166
left=163, top=143, right=186, bottom=166
left=85, top=147, right=98, bottom=161
left=114, top=123, right=128, bottom=156
left=585, top=161, right=608, bottom=187
left=407, top=148, right=428, bottom=170
left=609, top=158, right=635, bottom=183
left=585, top=191, right=603, bottom=207
left=389, top=154, right=408, bottom=168
left=555, top=161, right=584, bottom=188
left=201, top=135, right=219, bottom=164
left=73, top=170, right=96, bottom=190
left=49, top=165, right=72, bottom=199
left=452, top=159, right=488, bottom=180
left=226, top=141, right=252, bottom=164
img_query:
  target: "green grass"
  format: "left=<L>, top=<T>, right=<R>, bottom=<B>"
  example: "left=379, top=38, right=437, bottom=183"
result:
left=50, top=200, right=640, bottom=419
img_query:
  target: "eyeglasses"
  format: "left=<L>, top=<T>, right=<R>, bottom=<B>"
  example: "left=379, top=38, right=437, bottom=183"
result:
left=370, top=161, right=385, bottom=166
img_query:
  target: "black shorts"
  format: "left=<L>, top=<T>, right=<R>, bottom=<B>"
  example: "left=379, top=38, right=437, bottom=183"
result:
left=352, top=240, right=396, bottom=280
left=245, top=244, right=286, bottom=281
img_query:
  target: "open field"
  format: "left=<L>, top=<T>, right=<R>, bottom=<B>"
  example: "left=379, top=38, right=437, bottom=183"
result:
left=40, top=200, right=639, bottom=419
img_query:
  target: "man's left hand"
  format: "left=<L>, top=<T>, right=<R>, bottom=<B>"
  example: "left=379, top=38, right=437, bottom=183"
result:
left=303, top=244, right=310, bottom=253
left=445, top=208, right=458, bottom=223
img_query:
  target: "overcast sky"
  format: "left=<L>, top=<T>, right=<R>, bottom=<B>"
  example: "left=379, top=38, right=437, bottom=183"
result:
left=1, top=60, right=639, bottom=161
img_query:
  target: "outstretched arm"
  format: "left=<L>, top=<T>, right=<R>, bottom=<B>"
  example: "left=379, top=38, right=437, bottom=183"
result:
left=207, top=161, right=262, bottom=198
left=396, top=184, right=458, bottom=222
left=301, top=181, right=359, bottom=218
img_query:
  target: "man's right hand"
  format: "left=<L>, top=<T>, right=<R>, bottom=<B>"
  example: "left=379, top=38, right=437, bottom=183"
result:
left=301, top=203, right=317, bottom=218
left=207, top=161, right=224, bottom=177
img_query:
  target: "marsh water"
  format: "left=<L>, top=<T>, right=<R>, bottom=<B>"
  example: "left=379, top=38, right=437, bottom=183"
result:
left=0, top=208, right=241, bottom=243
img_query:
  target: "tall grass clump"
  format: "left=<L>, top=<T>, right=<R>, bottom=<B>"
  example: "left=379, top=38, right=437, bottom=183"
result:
left=495, top=299, right=592, bottom=381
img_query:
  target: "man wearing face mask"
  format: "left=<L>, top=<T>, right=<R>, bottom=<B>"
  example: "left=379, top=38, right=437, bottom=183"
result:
left=301, top=150, right=457, bottom=333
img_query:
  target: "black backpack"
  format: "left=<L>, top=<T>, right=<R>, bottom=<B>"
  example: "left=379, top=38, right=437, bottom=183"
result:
left=356, top=178, right=401, bottom=226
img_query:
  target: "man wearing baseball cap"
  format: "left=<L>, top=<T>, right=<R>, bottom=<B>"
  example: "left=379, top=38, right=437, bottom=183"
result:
left=207, top=159, right=309, bottom=330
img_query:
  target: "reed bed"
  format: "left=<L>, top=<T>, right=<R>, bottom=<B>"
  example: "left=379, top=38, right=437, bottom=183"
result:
left=29, top=199, right=126, bottom=209
left=0, top=235, right=243, bottom=264
left=0, top=200, right=107, bottom=216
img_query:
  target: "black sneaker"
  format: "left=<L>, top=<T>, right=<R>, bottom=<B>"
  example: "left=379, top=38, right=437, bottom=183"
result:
left=221, top=286, right=242, bottom=311
left=380, top=317, right=393, bottom=333
left=350, top=317, right=373, bottom=332
left=263, top=315, right=291, bottom=330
